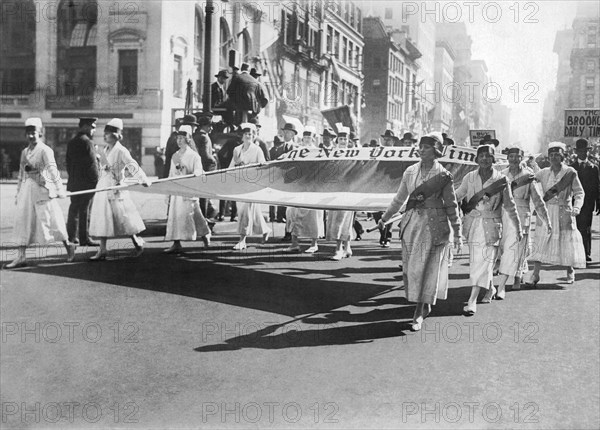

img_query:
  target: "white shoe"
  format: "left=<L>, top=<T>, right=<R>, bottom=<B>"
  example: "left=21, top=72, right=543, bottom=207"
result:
left=304, top=245, right=319, bottom=254
left=164, top=244, right=183, bottom=254
left=5, top=257, right=27, bottom=269
left=330, top=250, right=345, bottom=261
left=283, top=246, right=301, bottom=253
left=463, top=303, right=477, bottom=315
left=232, top=242, right=247, bottom=250
left=262, top=231, right=271, bottom=244
left=66, top=243, right=77, bottom=262
left=133, top=239, right=144, bottom=257
left=202, top=234, right=211, bottom=248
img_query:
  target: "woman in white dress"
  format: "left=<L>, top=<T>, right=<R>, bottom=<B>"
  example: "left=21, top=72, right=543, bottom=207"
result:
left=284, top=126, right=324, bottom=254
left=164, top=125, right=211, bottom=253
left=6, top=118, right=75, bottom=268
left=379, top=133, right=462, bottom=331
left=229, top=123, right=271, bottom=250
left=88, top=118, right=151, bottom=260
left=496, top=147, right=551, bottom=298
left=528, top=142, right=586, bottom=285
left=455, top=145, right=522, bottom=315
left=326, top=128, right=354, bottom=261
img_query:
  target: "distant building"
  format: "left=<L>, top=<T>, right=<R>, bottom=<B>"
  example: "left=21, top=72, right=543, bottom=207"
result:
left=432, top=41, right=455, bottom=134
left=361, top=17, right=421, bottom=141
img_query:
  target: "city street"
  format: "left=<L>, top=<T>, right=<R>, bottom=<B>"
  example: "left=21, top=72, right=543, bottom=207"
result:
left=1, top=184, right=599, bottom=429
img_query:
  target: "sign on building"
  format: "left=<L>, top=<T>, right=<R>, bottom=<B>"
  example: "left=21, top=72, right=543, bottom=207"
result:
left=564, top=109, right=600, bottom=138
left=469, top=130, right=496, bottom=147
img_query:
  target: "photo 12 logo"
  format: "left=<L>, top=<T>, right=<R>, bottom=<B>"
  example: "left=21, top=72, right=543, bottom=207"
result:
left=401, top=2, right=540, bottom=24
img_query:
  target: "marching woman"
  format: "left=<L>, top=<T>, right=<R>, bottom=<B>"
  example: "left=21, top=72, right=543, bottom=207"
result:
left=528, top=142, right=586, bottom=285
left=88, top=118, right=151, bottom=261
left=6, top=118, right=75, bottom=268
left=164, top=125, right=211, bottom=253
left=455, top=144, right=522, bottom=315
left=326, top=128, right=354, bottom=261
left=284, top=126, right=324, bottom=254
left=379, top=133, right=462, bottom=331
left=230, top=123, right=271, bottom=250
left=496, top=147, right=551, bottom=298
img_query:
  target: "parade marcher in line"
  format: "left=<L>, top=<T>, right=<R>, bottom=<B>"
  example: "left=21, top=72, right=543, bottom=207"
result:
left=348, top=131, right=365, bottom=240
left=396, top=132, right=417, bottom=147
left=319, top=128, right=336, bottom=150
left=269, top=123, right=296, bottom=226
left=528, top=142, right=586, bottom=284
left=380, top=129, right=399, bottom=147
left=372, top=129, right=398, bottom=247
left=226, top=63, right=268, bottom=123
left=229, top=123, right=271, bottom=250
left=496, top=146, right=551, bottom=298
left=163, top=115, right=196, bottom=178
left=571, top=138, right=599, bottom=263
left=193, top=114, right=218, bottom=221
left=327, top=128, right=355, bottom=261
left=526, top=155, right=540, bottom=173
left=89, top=118, right=151, bottom=261
left=6, top=118, right=76, bottom=269
left=248, top=117, right=270, bottom=162
left=284, top=126, right=324, bottom=254
left=379, top=133, right=462, bottom=330
left=216, top=130, right=242, bottom=222
left=455, top=144, right=522, bottom=315
left=164, top=125, right=211, bottom=253
left=66, top=116, right=99, bottom=246
left=442, top=133, right=455, bottom=146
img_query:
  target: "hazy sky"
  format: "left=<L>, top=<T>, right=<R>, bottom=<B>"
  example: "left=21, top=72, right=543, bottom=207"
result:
left=465, top=1, right=579, bottom=151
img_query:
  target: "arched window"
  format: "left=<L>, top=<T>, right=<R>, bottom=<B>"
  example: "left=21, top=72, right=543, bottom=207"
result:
left=56, top=0, right=98, bottom=103
left=241, top=29, right=251, bottom=62
left=0, top=0, right=36, bottom=95
left=220, top=18, right=231, bottom=69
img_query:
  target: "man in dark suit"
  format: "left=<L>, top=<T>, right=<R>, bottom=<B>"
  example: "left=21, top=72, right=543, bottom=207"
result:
left=226, top=63, right=268, bottom=123
left=194, top=114, right=218, bottom=220
left=210, top=70, right=228, bottom=109
left=164, top=115, right=196, bottom=178
left=571, top=138, right=600, bottom=262
left=66, top=117, right=99, bottom=246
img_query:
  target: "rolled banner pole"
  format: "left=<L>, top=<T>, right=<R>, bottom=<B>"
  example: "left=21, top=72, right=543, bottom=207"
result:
left=63, top=174, right=197, bottom=198
left=366, top=213, right=403, bottom=233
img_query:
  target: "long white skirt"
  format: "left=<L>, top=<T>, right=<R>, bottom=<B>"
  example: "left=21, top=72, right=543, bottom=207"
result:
left=326, top=211, right=353, bottom=241
left=165, top=196, right=210, bottom=241
left=89, top=176, right=145, bottom=237
left=237, top=202, right=271, bottom=236
left=530, top=205, right=586, bottom=268
left=13, top=179, right=68, bottom=246
left=401, top=210, right=450, bottom=305
left=466, top=217, right=497, bottom=289
left=287, top=207, right=324, bottom=239
left=498, top=210, right=530, bottom=277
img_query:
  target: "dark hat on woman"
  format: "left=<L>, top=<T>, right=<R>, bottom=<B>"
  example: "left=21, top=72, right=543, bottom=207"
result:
left=419, top=134, right=444, bottom=158
left=322, top=128, right=337, bottom=138
left=476, top=144, right=496, bottom=162
left=281, top=123, right=298, bottom=134
left=575, top=138, right=591, bottom=150
left=381, top=129, right=397, bottom=139
left=401, top=132, right=417, bottom=142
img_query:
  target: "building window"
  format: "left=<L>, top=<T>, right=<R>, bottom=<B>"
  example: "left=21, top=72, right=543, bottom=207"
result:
left=585, top=94, right=595, bottom=107
left=344, top=2, right=350, bottom=22
left=334, top=31, right=340, bottom=58
left=118, top=50, right=137, bottom=95
left=357, top=7, right=362, bottom=32
left=587, top=25, right=597, bottom=48
left=173, top=55, right=183, bottom=97
left=350, top=3, right=355, bottom=27
left=326, top=26, right=333, bottom=53
left=385, top=8, right=393, bottom=19
left=342, top=37, right=347, bottom=63
left=586, top=77, right=595, bottom=90
left=587, top=60, right=595, bottom=73
left=348, top=41, right=354, bottom=67
left=220, top=18, right=231, bottom=68
left=374, top=56, right=381, bottom=68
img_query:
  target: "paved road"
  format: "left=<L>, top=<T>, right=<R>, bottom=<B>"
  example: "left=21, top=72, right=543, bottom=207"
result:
left=1, top=185, right=599, bottom=429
